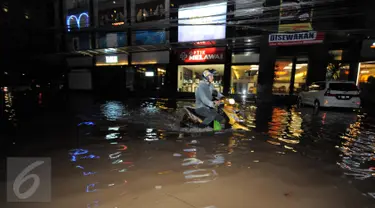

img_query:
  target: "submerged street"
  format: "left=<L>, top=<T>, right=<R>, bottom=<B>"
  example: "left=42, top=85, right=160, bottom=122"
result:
left=1, top=93, right=375, bottom=208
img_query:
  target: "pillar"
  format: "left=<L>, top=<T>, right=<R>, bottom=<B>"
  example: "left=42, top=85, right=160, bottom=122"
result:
left=289, top=57, right=297, bottom=95
left=256, top=34, right=276, bottom=103
left=306, top=44, right=329, bottom=85
left=89, top=0, right=96, bottom=49
left=168, top=4, right=178, bottom=98
left=223, top=48, right=232, bottom=96
left=343, top=40, right=362, bottom=82
left=256, top=0, right=279, bottom=103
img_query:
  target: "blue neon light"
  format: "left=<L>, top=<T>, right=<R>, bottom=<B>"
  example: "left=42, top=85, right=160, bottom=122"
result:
left=66, top=12, right=89, bottom=30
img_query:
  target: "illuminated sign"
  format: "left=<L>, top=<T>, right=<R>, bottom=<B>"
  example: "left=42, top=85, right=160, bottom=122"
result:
left=105, top=56, right=118, bottom=63
left=112, top=22, right=124, bottom=26
left=145, top=71, right=154, bottom=77
left=178, top=2, right=227, bottom=42
left=269, top=31, right=324, bottom=46
left=177, top=48, right=225, bottom=63
left=66, top=12, right=89, bottom=30
left=193, top=41, right=217, bottom=46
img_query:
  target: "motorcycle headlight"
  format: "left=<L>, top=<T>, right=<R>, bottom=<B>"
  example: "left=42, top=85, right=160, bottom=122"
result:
left=229, top=98, right=235, bottom=105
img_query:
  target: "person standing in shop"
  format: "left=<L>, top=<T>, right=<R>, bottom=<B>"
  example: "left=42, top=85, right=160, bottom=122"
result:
left=195, top=69, right=224, bottom=128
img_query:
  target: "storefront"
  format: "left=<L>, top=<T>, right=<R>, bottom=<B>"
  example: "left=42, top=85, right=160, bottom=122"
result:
left=231, top=52, right=260, bottom=95
left=176, top=47, right=226, bottom=93
left=131, top=51, right=169, bottom=91
left=357, top=62, right=375, bottom=85
left=93, top=54, right=129, bottom=92
left=357, top=39, right=375, bottom=86
left=272, top=58, right=308, bottom=95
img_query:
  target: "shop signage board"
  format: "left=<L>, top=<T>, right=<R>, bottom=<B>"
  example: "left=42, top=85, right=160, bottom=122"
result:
left=178, top=2, right=227, bottom=42
left=278, top=0, right=313, bottom=32
left=177, top=48, right=226, bottom=63
left=269, top=31, right=324, bottom=46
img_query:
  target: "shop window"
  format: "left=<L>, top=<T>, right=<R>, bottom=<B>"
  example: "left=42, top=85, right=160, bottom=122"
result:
left=358, top=63, right=375, bottom=84
left=135, top=30, right=166, bottom=45
left=231, top=65, right=258, bottom=94
left=273, top=60, right=293, bottom=95
left=98, top=6, right=125, bottom=26
left=326, top=62, right=349, bottom=81
left=66, top=0, right=89, bottom=10
left=97, top=32, right=126, bottom=48
left=133, top=65, right=166, bottom=91
left=178, top=64, right=224, bottom=93
left=135, top=0, right=165, bottom=23
left=293, top=63, right=308, bottom=93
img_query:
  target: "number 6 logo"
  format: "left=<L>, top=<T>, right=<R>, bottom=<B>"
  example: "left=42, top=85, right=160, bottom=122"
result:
left=13, top=161, right=44, bottom=199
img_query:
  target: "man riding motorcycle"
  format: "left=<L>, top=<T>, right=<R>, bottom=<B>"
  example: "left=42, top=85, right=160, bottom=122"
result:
left=195, top=69, right=225, bottom=128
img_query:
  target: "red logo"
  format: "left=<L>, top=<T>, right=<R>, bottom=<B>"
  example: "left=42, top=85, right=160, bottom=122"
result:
left=177, top=48, right=225, bottom=63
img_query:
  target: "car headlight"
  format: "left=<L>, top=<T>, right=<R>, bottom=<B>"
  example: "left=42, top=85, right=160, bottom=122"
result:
left=229, top=98, right=235, bottom=105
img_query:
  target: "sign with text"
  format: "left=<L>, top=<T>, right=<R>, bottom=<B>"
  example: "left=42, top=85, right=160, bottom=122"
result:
left=177, top=48, right=226, bottom=63
left=96, top=54, right=128, bottom=66
left=106, top=56, right=118, bottom=63
left=269, top=31, right=324, bottom=46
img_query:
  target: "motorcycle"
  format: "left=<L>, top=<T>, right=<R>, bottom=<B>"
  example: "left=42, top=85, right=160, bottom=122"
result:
left=180, top=98, right=249, bottom=131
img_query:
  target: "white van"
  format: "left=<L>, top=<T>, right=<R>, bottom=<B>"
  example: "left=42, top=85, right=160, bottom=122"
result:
left=298, top=81, right=361, bottom=109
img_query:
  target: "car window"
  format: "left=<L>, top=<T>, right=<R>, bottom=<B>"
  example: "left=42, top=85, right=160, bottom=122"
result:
left=329, top=83, right=358, bottom=91
left=317, top=82, right=326, bottom=90
left=308, top=83, right=319, bottom=91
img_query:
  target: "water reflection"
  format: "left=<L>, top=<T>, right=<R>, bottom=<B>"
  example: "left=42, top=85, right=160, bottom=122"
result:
left=265, top=108, right=302, bottom=152
left=337, top=114, right=375, bottom=181
left=89, top=98, right=375, bottom=198
left=3, top=91, right=17, bottom=126
left=181, top=139, right=221, bottom=184
left=100, top=101, right=127, bottom=121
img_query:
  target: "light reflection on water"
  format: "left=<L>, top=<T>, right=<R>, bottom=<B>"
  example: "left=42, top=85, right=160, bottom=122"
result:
left=337, top=114, right=375, bottom=186
left=80, top=99, right=375, bottom=202
left=3, top=91, right=17, bottom=126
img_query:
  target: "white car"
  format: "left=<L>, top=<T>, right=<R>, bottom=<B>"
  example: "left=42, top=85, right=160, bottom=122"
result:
left=298, top=81, right=361, bottom=109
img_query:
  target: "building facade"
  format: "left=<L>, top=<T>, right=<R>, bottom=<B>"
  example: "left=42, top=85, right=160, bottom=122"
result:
left=59, top=0, right=374, bottom=100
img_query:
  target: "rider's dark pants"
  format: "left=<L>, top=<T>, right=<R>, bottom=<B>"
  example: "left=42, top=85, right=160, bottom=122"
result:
left=195, top=107, right=224, bottom=127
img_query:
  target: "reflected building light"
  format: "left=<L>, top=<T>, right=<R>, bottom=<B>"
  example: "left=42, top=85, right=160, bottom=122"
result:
left=109, top=152, right=122, bottom=159
left=83, top=171, right=97, bottom=176
left=108, top=126, right=120, bottom=131
left=112, top=159, right=123, bottom=164
left=101, top=101, right=126, bottom=121
left=86, top=183, right=98, bottom=193
left=106, top=133, right=120, bottom=140
left=70, top=149, right=89, bottom=156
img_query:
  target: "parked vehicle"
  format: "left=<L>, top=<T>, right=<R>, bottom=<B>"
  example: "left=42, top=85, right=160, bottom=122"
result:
left=298, top=81, right=361, bottom=109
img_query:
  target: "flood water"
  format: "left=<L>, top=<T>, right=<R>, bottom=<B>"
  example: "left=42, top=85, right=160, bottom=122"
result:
left=1, top=93, right=375, bottom=207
